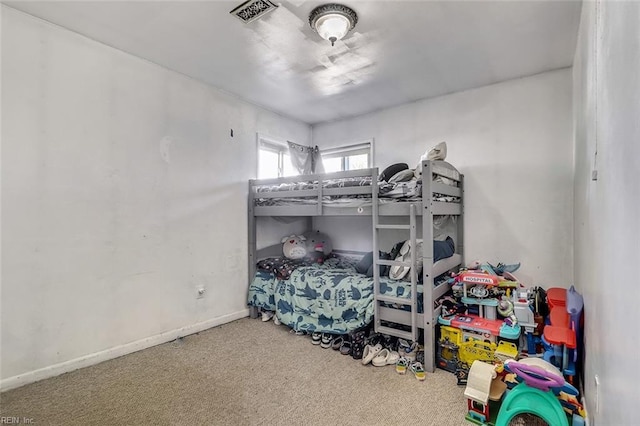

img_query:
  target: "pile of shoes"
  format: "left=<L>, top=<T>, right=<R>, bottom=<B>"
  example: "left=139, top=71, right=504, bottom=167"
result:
left=278, top=320, right=428, bottom=381
left=311, top=332, right=352, bottom=354
left=394, top=339, right=426, bottom=381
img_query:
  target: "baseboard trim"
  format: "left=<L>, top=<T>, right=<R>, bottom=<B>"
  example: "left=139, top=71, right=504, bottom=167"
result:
left=0, top=309, right=249, bottom=392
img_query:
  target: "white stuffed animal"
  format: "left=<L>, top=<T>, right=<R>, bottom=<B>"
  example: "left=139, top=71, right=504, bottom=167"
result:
left=281, top=235, right=307, bottom=260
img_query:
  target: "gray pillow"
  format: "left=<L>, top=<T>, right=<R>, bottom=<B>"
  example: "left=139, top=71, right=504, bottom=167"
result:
left=388, top=169, right=415, bottom=183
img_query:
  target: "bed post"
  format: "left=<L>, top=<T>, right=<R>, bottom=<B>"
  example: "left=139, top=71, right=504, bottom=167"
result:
left=248, top=179, right=258, bottom=319
left=422, top=160, right=436, bottom=373
left=458, top=174, right=465, bottom=266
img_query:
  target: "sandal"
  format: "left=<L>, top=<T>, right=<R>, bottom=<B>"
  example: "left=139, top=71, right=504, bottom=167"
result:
left=395, top=357, right=408, bottom=375
left=387, top=350, right=400, bottom=365
left=372, top=348, right=391, bottom=367
left=339, top=341, right=352, bottom=355
left=410, top=362, right=426, bottom=381
left=331, top=336, right=344, bottom=350
left=362, top=343, right=383, bottom=365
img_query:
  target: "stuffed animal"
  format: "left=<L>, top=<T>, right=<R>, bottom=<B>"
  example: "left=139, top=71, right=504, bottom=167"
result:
left=281, top=235, right=307, bottom=260
left=302, top=231, right=333, bottom=264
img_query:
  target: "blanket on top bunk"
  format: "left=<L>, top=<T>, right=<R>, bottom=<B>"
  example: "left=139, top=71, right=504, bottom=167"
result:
left=253, top=161, right=461, bottom=207
left=248, top=256, right=436, bottom=334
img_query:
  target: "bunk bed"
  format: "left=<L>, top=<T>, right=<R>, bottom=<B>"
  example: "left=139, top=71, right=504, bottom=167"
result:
left=247, top=160, right=464, bottom=372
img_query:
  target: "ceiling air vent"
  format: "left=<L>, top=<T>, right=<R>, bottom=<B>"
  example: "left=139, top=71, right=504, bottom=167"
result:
left=230, top=0, right=278, bottom=24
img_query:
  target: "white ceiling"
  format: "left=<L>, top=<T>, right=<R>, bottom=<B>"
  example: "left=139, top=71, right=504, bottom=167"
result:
left=4, top=1, right=582, bottom=124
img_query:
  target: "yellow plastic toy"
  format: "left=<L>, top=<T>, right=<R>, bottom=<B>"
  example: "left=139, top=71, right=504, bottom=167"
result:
left=459, top=340, right=497, bottom=367
left=495, top=341, right=519, bottom=361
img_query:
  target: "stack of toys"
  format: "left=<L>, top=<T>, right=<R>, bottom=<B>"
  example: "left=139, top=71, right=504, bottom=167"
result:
left=435, top=262, right=586, bottom=425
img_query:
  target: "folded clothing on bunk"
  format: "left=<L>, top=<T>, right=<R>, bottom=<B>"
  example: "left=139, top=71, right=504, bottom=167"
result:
left=354, top=237, right=455, bottom=282
left=388, top=237, right=455, bottom=281
left=256, top=257, right=310, bottom=280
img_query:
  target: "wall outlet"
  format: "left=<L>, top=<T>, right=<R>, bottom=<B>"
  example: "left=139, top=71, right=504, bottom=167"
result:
left=196, top=286, right=206, bottom=299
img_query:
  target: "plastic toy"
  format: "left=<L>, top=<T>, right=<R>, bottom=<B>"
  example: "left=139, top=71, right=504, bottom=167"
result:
left=437, top=325, right=498, bottom=385
left=543, top=305, right=577, bottom=381
left=438, top=326, right=498, bottom=370
left=566, top=285, right=584, bottom=374
left=496, top=360, right=569, bottom=426
left=538, top=286, right=583, bottom=383
left=464, top=361, right=507, bottom=425
left=497, top=296, right=517, bottom=326
left=448, top=271, right=522, bottom=347
left=494, top=341, right=518, bottom=362
left=510, top=288, right=539, bottom=354
left=463, top=297, right=499, bottom=321
left=546, top=287, right=567, bottom=310
left=459, top=272, right=499, bottom=299
left=439, top=314, right=521, bottom=343
left=459, top=340, right=497, bottom=368
left=437, top=325, right=461, bottom=373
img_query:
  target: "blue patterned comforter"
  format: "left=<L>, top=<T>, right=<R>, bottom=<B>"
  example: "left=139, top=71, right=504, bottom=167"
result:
left=248, top=256, right=424, bottom=334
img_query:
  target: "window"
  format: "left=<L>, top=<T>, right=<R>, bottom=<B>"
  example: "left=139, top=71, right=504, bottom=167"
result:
left=257, top=136, right=297, bottom=179
left=321, top=141, right=372, bottom=173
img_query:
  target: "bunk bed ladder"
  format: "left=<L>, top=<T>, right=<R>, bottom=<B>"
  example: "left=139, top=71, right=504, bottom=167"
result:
left=373, top=203, right=419, bottom=343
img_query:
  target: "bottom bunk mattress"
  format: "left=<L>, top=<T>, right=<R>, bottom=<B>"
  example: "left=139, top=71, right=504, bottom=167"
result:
left=247, top=254, right=461, bottom=334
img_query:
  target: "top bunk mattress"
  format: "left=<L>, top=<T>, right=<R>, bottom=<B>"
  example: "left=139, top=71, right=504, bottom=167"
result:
left=252, top=161, right=461, bottom=207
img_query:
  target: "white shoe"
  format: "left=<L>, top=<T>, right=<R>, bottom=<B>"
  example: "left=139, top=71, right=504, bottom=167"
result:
left=399, top=339, right=418, bottom=361
left=320, top=333, right=333, bottom=349
left=362, top=343, right=383, bottom=365
left=261, top=311, right=274, bottom=322
left=372, top=348, right=391, bottom=367
left=273, top=316, right=281, bottom=325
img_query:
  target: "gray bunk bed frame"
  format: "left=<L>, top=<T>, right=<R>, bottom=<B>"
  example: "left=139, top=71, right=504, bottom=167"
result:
left=247, top=160, right=464, bottom=372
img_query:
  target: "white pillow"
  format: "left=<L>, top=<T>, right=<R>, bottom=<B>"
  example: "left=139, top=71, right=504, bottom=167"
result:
left=415, top=142, right=447, bottom=178
left=423, top=141, right=447, bottom=161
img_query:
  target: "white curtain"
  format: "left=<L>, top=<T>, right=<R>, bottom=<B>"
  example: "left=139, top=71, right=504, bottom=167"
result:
left=287, top=142, right=324, bottom=175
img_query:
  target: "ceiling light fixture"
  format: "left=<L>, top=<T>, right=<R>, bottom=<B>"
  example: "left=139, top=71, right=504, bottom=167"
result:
left=309, top=3, right=358, bottom=46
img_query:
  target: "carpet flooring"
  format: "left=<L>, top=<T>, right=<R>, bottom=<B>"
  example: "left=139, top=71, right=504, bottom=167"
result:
left=1, top=318, right=475, bottom=425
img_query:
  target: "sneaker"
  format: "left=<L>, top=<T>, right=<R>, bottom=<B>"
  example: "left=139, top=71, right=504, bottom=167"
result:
left=410, top=362, right=426, bottom=381
left=261, top=311, right=274, bottom=322
left=320, top=333, right=332, bottom=349
left=273, top=316, right=281, bottom=326
left=415, top=345, right=425, bottom=364
left=398, top=339, right=410, bottom=351
left=395, top=357, right=409, bottom=375
left=311, top=332, right=322, bottom=345
left=399, top=340, right=419, bottom=361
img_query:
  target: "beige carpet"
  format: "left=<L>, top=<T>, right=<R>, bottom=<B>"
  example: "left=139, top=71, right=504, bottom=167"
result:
left=1, top=318, right=472, bottom=426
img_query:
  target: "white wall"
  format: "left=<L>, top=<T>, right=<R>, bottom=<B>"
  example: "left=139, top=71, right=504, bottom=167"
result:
left=313, top=69, right=574, bottom=287
left=1, top=7, right=310, bottom=386
left=573, top=1, right=640, bottom=424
